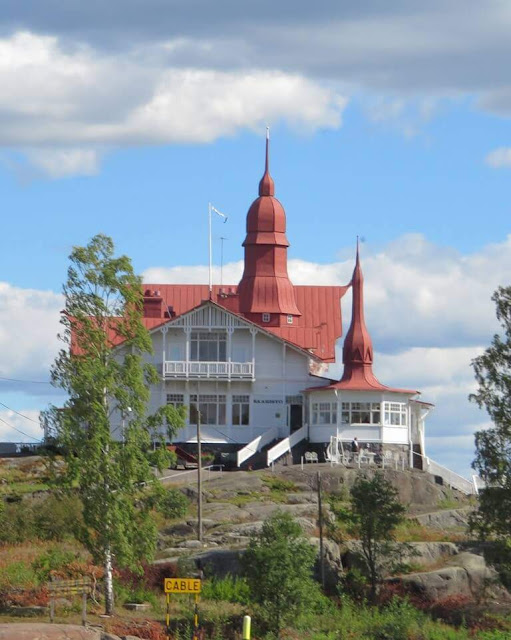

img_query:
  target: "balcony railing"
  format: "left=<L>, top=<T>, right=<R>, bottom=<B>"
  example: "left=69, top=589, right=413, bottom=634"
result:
left=163, top=360, right=254, bottom=379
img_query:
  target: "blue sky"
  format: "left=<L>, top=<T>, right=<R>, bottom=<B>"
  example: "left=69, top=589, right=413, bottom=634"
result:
left=0, top=1, right=510, bottom=479
left=2, top=102, right=510, bottom=291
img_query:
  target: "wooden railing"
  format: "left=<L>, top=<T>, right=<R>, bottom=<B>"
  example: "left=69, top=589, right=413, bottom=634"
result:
left=163, top=361, right=254, bottom=379
left=236, top=427, right=279, bottom=467
left=266, top=425, right=308, bottom=467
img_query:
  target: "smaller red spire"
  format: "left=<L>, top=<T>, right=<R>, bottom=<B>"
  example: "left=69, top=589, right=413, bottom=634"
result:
left=259, top=126, right=274, bottom=196
left=336, top=240, right=384, bottom=388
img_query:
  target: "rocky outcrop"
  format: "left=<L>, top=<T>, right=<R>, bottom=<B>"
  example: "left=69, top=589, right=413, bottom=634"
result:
left=190, top=549, right=244, bottom=577
left=343, top=540, right=460, bottom=571
left=309, top=538, right=343, bottom=591
left=0, top=624, right=104, bottom=640
left=389, top=551, right=511, bottom=603
left=412, top=508, right=473, bottom=530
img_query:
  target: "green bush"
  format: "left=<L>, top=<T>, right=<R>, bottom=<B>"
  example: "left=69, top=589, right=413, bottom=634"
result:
left=32, top=547, right=78, bottom=582
left=151, top=487, right=189, bottom=520
left=32, top=494, right=84, bottom=541
left=202, top=575, right=250, bottom=604
left=0, top=501, right=36, bottom=543
left=0, top=494, right=84, bottom=544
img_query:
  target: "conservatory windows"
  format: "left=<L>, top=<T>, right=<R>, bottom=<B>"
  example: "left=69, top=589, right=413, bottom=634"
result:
left=341, top=402, right=381, bottom=425
left=312, top=402, right=337, bottom=425
left=311, top=399, right=407, bottom=427
left=383, top=402, right=407, bottom=426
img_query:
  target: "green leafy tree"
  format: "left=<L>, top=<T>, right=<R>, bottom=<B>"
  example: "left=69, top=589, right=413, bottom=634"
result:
left=470, top=286, right=511, bottom=539
left=42, top=234, right=185, bottom=614
left=349, top=473, right=406, bottom=602
left=242, top=510, right=323, bottom=637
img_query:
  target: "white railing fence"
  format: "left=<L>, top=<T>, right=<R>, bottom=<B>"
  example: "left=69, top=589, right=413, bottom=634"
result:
left=414, top=452, right=477, bottom=495
left=266, top=424, right=308, bottom=467
left=236, top=427, right=279, bottom=467
left=163, top=360, right=254, bottom=379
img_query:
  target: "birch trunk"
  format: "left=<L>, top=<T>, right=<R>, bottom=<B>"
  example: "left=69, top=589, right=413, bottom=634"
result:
left=104, top=545, right=114, bottom=615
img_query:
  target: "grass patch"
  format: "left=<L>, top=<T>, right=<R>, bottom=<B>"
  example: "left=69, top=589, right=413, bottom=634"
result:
left=395, top=519, right=467, bottom=543
left=261, top=475, right=297, bottom=493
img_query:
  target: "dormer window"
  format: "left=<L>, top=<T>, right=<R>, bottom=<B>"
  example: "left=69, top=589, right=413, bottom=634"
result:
left=262, top=313, right=270, bottom=323
left=287, top=315, right=293, bottom=324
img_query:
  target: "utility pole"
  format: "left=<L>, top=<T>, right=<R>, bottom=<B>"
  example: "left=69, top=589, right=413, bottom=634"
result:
left=197, top=408, right=203, bottom=543
left=317, top=470, right=325, bottom=589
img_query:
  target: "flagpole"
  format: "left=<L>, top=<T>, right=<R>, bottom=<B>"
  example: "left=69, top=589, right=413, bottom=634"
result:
left=208, top=202, right=212, bottom=297
left=220, top=237, right=226, bottom=287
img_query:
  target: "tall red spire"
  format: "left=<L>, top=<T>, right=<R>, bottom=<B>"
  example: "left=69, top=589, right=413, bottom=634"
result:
left=259, top=127, right=275, bottom=196
left=339, top=240, right=383, bottom=388
left=237, top=131, right=301, bottom=324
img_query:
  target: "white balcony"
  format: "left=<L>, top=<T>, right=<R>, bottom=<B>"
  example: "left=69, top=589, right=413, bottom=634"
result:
left=163, top=360, right=254, bottom=379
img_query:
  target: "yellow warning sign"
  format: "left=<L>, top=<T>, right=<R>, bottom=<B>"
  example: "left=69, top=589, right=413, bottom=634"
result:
left=164, top=578, right=201, bottom=594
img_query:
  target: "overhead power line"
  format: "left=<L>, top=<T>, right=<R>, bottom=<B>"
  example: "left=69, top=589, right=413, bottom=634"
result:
left=0, top=401, right=40, bottom=424
left=0, top=415, right=41, bottom=442
left=0, top=376, right=52, bottom=385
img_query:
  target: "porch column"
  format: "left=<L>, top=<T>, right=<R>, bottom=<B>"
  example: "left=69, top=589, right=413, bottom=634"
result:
left=227, top=327, right=233, bottom=380
left=250, top=328, right=257, bottom=380
left=184, top=327, right=191, bottom=378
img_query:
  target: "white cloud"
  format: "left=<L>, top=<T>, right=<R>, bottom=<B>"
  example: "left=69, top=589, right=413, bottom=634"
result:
left=485, top=147, right=511, bottom=168
left=0, top=31, right=347, bottom=176
left=0, top=282, right=62, bottom=382
left=0, top=409, right=42, bottom=442
left=24, top=147, right=100, bottom=178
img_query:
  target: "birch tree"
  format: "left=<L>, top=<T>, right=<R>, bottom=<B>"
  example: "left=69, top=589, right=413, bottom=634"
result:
left=42, top=234, right=185, bottom=615
left=470, top=286, right=511, bottom=538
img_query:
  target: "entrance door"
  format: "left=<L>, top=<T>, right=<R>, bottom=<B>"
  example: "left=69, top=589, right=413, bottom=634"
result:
left=290, top=404, right=303, bottom=432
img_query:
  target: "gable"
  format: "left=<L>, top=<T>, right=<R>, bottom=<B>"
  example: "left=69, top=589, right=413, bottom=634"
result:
left=142, top=283, right=347, bottom=362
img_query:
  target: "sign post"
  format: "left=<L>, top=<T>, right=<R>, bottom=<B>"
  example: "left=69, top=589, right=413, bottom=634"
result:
left=164, top=578, right=202, bottom=640
left=47, top=577, right=91, bottom=626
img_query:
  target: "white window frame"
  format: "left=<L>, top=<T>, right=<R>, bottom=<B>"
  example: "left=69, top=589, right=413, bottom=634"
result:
left=262, top=313, right=270, bottom=323
left=166, top=393, right=184, bottom=408
left=232, top=394, right=250, bottom=426
left=312, top=402, right=337, bottom=425
left=383, top=401, right=407, bottom=427
left=341, top=401, right=381, bottom=425
left=190, top=332, right=227, bottom=362
left=189, top=394, right=227, bottom=425
left=287, top=315, right=293, bottom=324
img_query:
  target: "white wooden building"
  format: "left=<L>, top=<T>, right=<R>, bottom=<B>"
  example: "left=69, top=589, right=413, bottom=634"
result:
left=112, top=137, right=433, bottom=469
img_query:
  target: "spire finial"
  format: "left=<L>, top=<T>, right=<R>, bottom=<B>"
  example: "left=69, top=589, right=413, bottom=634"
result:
left=259, top=126, right=274, bottom=196
left=356, top=235, right=360, bottom=262
left=265, top=125, right=270, bottom=173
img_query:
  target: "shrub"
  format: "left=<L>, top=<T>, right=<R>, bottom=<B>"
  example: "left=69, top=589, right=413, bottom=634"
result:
left=116, top=561, right=178, bottom=596
left=242, top=510, right=325, bottom=636
left=32, top=494, right=84, bottom=541
left=147, top=486, right=189, bottom=520
left=201, top=575, right=250, bottom=604
left=32, top=547, right=79, bottom=582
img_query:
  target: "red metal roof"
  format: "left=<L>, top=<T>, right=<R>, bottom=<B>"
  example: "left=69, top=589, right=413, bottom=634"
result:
left=142, top=283, right=347, bottom=362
